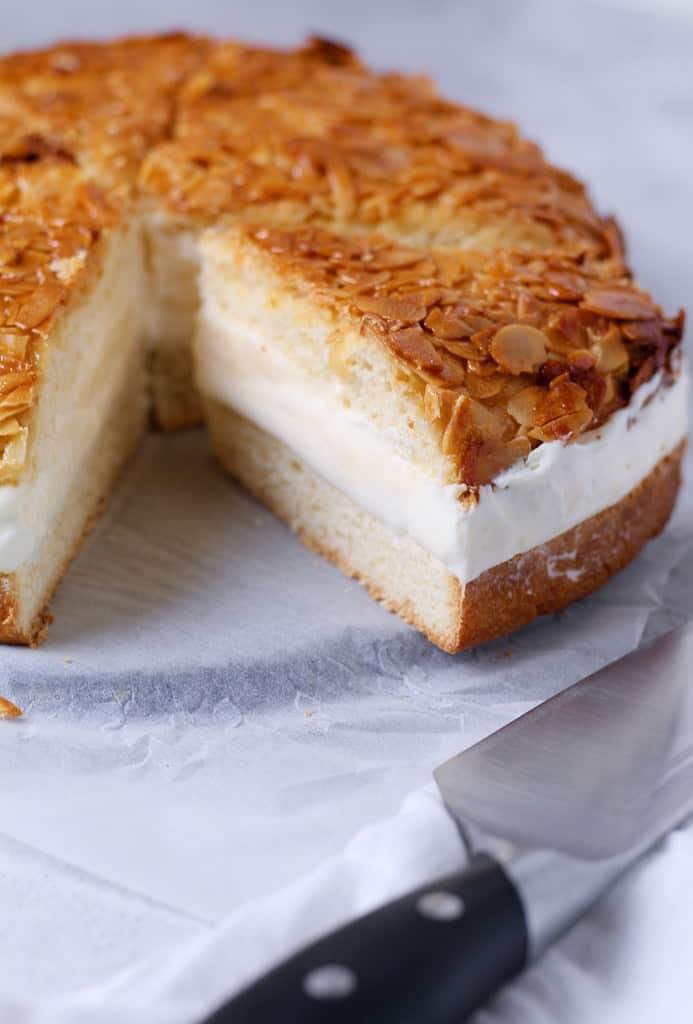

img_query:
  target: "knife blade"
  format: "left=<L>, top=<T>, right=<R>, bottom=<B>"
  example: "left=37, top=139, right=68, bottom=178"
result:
left=202, top=621, right=693, bottom=1023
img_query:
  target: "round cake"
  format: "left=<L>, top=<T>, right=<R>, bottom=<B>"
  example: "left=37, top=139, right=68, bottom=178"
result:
left=0, top=33, right=686, bottom=649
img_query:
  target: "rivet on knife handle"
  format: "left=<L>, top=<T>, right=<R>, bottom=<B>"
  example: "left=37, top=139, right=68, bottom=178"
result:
left=201, top=853, right=528, bottom=1024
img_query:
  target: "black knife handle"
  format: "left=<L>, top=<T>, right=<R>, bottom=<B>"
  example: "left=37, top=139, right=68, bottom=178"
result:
left=202, top=853, right=528, bottom=1024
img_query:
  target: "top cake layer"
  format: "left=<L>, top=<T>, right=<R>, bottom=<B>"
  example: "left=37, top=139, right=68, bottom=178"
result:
left=213, top=223, right=683, bottom=487
left=0, top=31, right=686, bottom=487
left=140, top=36, right=616, bottom=258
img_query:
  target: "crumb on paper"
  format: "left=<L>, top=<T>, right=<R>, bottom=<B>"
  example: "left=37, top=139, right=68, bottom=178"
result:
left=304, top=710, right=313, bottom=719
left=0, top=695, right=22, bottom=719
left=63, top=657, right=73, bottom=664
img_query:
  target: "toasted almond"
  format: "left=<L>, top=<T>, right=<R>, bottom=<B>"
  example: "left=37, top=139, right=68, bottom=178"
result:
left=531, top=379, right=593, bottom=441
left=464, top=371, right=509, bottom=399
left=507, top=385, right=548, bottom=427
left=0, top=332, right=29, bottom=361
left=566, top=348, right=597, bottom=371
left=442, top=394, right=508, bottom=456
left=1, top=426, right=28, bottom=469
left=0, top=371, right=35, bottom=396
left=0, top=695, right=22, bottom=719
left=424, top=306, right=474, bottom=340
left=386, top=325, right=445, bottom=373
left=438, top=338, right=482, bottom=360
left=594, top=327, right=629, bottom=374
left=355, top=294, right=427, bottom=322
left=0, top=384, right=33, bottom=408
left=581, top=287, right=656, bottom=321
left=476, top=436, right=531, bottom=481
left=490, top=324, right=548, bottom=375
left=0, top=416, right=22, bottom=436
left=15, top=280, right=65, bottom=330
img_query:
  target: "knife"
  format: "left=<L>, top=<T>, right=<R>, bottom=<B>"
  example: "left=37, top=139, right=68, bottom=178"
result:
left=202, top=621, right=693, bottom=1023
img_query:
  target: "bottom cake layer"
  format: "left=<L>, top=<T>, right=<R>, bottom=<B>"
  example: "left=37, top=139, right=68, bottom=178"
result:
left=205, top=398, right=685, bottom=652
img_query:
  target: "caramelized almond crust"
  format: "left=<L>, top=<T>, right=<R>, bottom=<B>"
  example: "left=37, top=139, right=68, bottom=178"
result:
left=206, top=395, right=685, bottom=653
left=139, top=37, right=616, bottom=259
left=0, top=32, right=685, bottom=486
left=235, top=224, right=684, bottom=486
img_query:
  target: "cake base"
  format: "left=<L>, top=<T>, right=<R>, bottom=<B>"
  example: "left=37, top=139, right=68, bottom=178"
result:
left=205, top=398, right=685, bottom=652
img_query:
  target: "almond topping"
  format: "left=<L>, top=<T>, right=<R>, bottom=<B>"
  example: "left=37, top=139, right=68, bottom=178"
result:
left=355, top=294, right=427, bottom=322
left=531, top=379, right=593, bottom=442
left=594, top=327, right=629, bottom=374
left=424, top=307, right=474, bottom=340
left=581, top=288, right=656, bottom=321
left=386, top=326, right=445, bottom=374
left=507, top=385, right=548, bottom=427
left=490, top=324, right=549, bottom=375
left=15, top=280, right=65, bottom=330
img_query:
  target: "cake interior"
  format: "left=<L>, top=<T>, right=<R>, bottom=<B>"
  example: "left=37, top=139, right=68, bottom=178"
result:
left=1, top=210, right=686, bottom=648
left=0, top=224, right=147, bottom=642
left=191, top=227, right=687, bottom=649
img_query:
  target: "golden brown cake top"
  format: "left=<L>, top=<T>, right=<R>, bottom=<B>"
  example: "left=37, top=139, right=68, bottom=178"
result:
left=0, top=31, right=686, bottom=485
left=241, top=224, right=684, bottom=486
left=0, top=159, right=119, bottom=478
left=0, top=32, right=210, bottom=190
left=0, top=32, right=208, bottom=478
left=139, top=37, right=613, bottom=259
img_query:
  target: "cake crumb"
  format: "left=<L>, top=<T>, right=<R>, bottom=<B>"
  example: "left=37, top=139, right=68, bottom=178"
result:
left=0, top=695, right=22, bottom=719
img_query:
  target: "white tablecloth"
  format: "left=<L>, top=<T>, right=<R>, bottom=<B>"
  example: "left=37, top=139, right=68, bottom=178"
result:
left=1, top=0, right=692, bottom=1020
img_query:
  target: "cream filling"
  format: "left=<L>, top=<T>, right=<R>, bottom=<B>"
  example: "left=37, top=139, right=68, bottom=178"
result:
left=196, top=310, right=689, bottom=584
left=0, top=228, right=143, bottom=574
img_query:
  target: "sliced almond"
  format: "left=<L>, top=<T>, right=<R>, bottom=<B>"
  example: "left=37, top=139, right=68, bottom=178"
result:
left=424, top=306, right=474, bottom=340
left=490, top=324, right=548, bottom=375
left=0, top=332, right=29, bottom=361
left=581, top=287, right=656, bottom=321
left=15, top=280, right=64, bottom=330
left=474, top=436, right=531, bottom=483
left=0, top=371, right=35, bottom=396
left=507, top=385, right=548, bottom=427
left=387, top=326, right=445, bottom=374
left=531, top=380, right=593, bottom=442
left=594, top=327, right=629, bottom=374
left=0, top=384, right=33, bottom=408
left=1, top=426, right=28, bottom=469
left=438, top=338, right=482, bottom=360
left=355, top=294, right=427, bottom=322
left=464, top=371, right=509, bottom=400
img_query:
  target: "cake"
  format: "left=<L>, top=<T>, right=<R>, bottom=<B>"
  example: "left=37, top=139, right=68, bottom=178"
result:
left=0, top=33, right=687, bottom=650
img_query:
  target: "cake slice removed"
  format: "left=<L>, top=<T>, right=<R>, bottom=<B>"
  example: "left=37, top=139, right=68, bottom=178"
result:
left=195, top=224, right=687, bottom=651
left=0, top=164, right=147, bottom=643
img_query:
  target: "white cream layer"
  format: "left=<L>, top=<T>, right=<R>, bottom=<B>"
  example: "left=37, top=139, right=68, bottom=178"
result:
left=197, top=310, right=688, bottom=585
left=0, top=227, right=143, bottom=574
